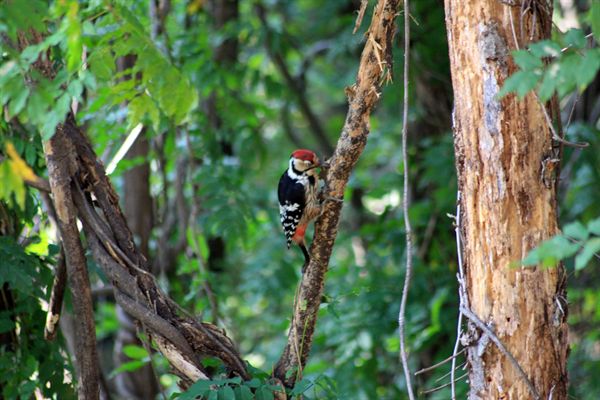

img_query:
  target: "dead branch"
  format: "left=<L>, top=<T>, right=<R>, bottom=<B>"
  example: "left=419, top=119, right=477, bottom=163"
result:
left=273, top=0, right=401, bottom=387
left=353, top=0, right=369, bottom=34
left=43, top=127, right=100, bottom=399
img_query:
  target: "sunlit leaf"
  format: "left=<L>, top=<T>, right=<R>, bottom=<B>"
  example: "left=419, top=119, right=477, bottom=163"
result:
left=575, top=238, right=600, bottom=271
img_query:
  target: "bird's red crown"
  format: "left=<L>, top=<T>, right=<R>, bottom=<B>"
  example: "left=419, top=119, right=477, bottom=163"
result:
left=291, top=149, right=318, bottom=163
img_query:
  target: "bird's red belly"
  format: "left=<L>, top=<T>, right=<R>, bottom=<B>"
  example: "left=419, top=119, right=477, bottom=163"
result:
left=292, top=224, right=307, bottom=244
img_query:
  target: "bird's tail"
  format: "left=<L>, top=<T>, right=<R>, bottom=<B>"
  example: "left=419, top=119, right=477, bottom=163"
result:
left=299, top=243, right=310, bottom=273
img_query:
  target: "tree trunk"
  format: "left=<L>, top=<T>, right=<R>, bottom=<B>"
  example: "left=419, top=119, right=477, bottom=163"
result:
left=444, top=1, right=569, bottom=399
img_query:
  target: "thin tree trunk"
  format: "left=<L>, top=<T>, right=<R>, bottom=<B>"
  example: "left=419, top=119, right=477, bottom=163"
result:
left=444, top=1, right=569, bottom=398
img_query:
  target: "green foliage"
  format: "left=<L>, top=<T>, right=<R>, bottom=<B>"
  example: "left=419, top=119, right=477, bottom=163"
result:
left=175, top=376, right=281, bottom=400
left=499, top=33, right=600, bottom=100
left=522, top=218, right=600, bottom=270
left=0, top=236, right=75, bottom=399
left=499, top=5, right=600, bottom=102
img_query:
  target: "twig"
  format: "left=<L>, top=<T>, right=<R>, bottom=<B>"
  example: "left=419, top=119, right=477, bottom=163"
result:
left=398, top=0, right=415, bottom=398
left=421, top=372, right=468, bottom=395
left=414, top=348, right=465, bottom=376
left=353, top=0, right=369, bottom=34
left=536, top=92, right=588, bottom=148
left=564, top=93, right=579, bottom=134
left=435, top=361, right=466, bottom=383
left=24, top=177, right=51, bottom=192
left=460, top=306, right=541, bottom=400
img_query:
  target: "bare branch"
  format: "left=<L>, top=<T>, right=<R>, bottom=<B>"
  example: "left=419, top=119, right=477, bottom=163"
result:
left=398, top=1, right=415, bottom=398
left=414, top=348, right=465, bottom=376
left=421, top=372, right=468, bottom=395
left=353, top=0, right=369, bottom=34
left=273, top=0, right=401, bottom=387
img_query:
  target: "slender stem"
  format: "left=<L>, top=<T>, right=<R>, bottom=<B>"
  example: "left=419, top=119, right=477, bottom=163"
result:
left=398, top=1, right=415, bottom=399
left=451, top=192, right=465, bottom=399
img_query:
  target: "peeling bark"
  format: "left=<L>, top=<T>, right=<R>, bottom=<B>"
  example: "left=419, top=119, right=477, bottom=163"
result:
left=444, top=1, right=569, bottom=398
left=273, top=0, right=401, bottom=387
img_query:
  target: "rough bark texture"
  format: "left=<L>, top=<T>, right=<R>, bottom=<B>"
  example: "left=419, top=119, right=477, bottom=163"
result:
left=273, top=0, right=400, bottom=387
left=44, top=127, right=101, bottom=400
left=444, top=1, right=569, bottom=398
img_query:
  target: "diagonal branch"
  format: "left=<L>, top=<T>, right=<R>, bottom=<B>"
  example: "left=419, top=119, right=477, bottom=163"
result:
left=273, top=0, right=401, bottom=387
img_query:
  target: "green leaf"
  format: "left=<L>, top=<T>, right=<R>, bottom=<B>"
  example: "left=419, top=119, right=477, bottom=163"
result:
left=0, top=237, right=38, bottom=295
left=575, top=238, right=600, bottom=271
left=177, top=379, right=211, bottom=400
left=556, top=54, right=580, bottom=97
left=564, top=221, right=589, bottom=241
left=576, top=50, right=600, bottom=91
left=592, top=2, right=600, bottom=42
left=64, top=0, right=83, bottom=73
left=218, top=386, right=235, bottom=400
left=122, top=345, right=148, bottom=360
left=8, top=87, right=29, bottom=118
left=537, top=67, right=558, bottom=101
left=236, top=386, right=253, bottom=400
left=89, top=46, right=116, bottom=81
left=588, top=218, right=600, bottom=236
left=1, top=74, right=25, bottom=107
left=290, top=378, right=312, bottom=396
left=0, top=161, right=26, bottom=209
left=110, top=360, right=146, bottom=377
left=0, top=314, right=16, bottom=334
left=499, top=70, right=539, bottom=98
left=513, top=50, right=543, bottom=70
left=522, top=235, right=580, bottom=267
left=255, top=386, right=274, bottom=400
left=528, top=40, right=561, bottom=58
left=564, top=28, right=586, bottom=49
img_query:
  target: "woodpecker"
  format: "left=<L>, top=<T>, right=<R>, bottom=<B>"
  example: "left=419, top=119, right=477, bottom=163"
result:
left=278, top=149, right=322, bottom=270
